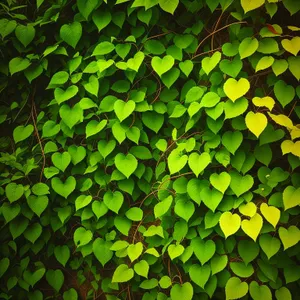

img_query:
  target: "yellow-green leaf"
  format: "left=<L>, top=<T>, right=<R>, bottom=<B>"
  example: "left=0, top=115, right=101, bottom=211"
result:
left=245, top=112, right=267, bottom=138
left=241, top=213, right=263, bottom=242
left=252, top=96, right=275, bottom=111
left=219, top=212, right=241, bottom=239
left=260, top=203, right=280, bottom=228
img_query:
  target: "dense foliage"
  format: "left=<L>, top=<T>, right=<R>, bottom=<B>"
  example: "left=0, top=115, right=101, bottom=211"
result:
left=0, top=0, right=300, bottom=299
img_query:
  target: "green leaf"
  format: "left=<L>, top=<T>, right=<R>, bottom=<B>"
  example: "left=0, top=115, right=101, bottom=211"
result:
left=191, top=238, right=216, bottom=265
left=114, top=100, right=136, bottom=122
left=9, top=57, right=31, bottom=75
left=23, top=268, right=45, bottom=288
left=13, top=124, right=34, bottom=143
left=211, top=255, right=228, bottom=275
left=68, top=145, right=86, bottom=165
left=222, top=131, right=243, bottom=154
left=1, top=203, right=21, bottom=223
left=128, top=242, right=143, bottom=262
left=230, top=262, right=254, bottom=278
left=249, top=281, right=272, bottom=300
left=54, top=245, right=70, bottom=267
left=238, top=240, right=259, bottom=265
left=230, top=171, right=254, bottom=197
left=134, top=260, right=149, bottom=278
left=60, top=22, right=82, bottom=49
left=0, top=19, right=17, bottom=39
left=151, top=55, right=175, bottom=77
left=59, top=104, right=83, bottom=129
left=170, top=282, right=193, bottom=300
left=154, top=195, right=173, bottom=218
left=283, top=0, right=300, bottom=15
left=112, top=264, right=134, bottom=283
left=51, top=152, right=71, bottom=172
left=225, top=277, right=248, bottom=300
left=219, top=56, right=243, bottom=78
left=15, top=24, right=35, bottom=47
left=188, top=152, right=211, bottom=177
left=283, top=186, right=300, bottom=210
left=209, top=172, right=231, bottom=194
left=179, top=60, right=193, bottom=77
left=142, top=111, right=164, bottom=133
left=259, top=234, right=281, bottom=259
left=278, top=225, right=300, bottom=250
left=92, top=41, right=115, bottom=56
left=5, top=183, right=24, bottom=203
left=189, top=264, right=211, bottom=288
left=42, top=121, right=60, bottom=137
left=93, top=238, right=113, bottom=267
left=125, top=207, right=143, bottom=221
left=46, top=269, right=64, bottom=292
left=274, top=80, right=295, bottom=108
left=55, top=86, right=79, bottom=105
left=115, top=153, right=138, bottom=178
left=159, top=0, right=179, bottom=14
left=174, top=199, right=194, bottom=222
left=0, top=258, right=9, bottom=278
left=86, top=120, right=107, bottom=138
left=51, top=176, right=76, bottom=199
left=92, top=10, right=111, bottom=32
left=63, top=289, right=78, bottom=300
left=288, top=56, right=300, bottom=81
left=239, top=37, right=259, bottom=59
left=168, top=149, right=188, bottom=174
left=77, top=0, right=99, bottom=20
left=202, top=51, right=221, bottom=75
left=168, top=244, right=184, bottom=260
left=83, top=75, right=99, bottom=96
left=127, top=51, right=145, bottom=72
left=200, top=187, right=223, bottom=212
left=104, top=190, right=124, bottom=214
left=275, top=287, right=292, bottom=300
left=98, top=140, right=116, bottom=159
left=73, top=227, right=93, bottom=247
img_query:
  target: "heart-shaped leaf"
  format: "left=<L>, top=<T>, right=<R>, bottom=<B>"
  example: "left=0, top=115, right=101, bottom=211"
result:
left=283, top=186, right=300, bottom=210
left=225, top=277, right=248, bottom=300
left=260, top=203, right=280, bottom=227
left=86, top=120, right=107, bottom=138
left=46, top=269, right=64, bottom=292
left=245, top=112, right=267, bottom=138
left=93, top=238, right=113, bottom=267
left=13, top=125, right=34, bottom=143
left=115, top=153, right=138, bottom=178
left=188, top=152, right=211, bottom=177
left=1, top=203, right=20, bottom=223
left=209, top=172, right=231, bottom=194
left=249, top=281, right=272, bottom=300
left=151, top=55, right=174, bottom=77
left=168, top=244, right=184, bottom=260
left=219, top=212, right=241, bottom=238
left=189, top=264, right=211, bottom=288
left=281, top=36, right=300, bottom=56
left=55, top=86, right=79, bottom=104
left=114, top=100, right=135, bottom=122
left=127, top=51, right=145, bottom=72
left=51, top=152, right=71, bottom=172
left=27, top=195, right=48, bottom=217
left=230, top=171, right=254, bottom=197
left=241, top=213, right=263, bottom=242
left=168, top=149, right=188, bottom=174
left=259, top=234, right=281, bottom=259
left=73, top=227, right=93, bottom=247
left=224, top=78, right=250, bottom=102
left=54, top=245, right=70, bottom=267
left=60, top=22, right=82, bottom=48
left=112, top=264, right=134, bottom=283
left=202, top=51, right=221, bottom=75
left=239, top=202, right=257, bottom=217
left=23, top=268, right=45, bottom=287
left=5, top=183, right=24, bottom=203
left=51, top=176, right=76, bottom=199
left=200, top=187, right=223, bottom=212
left=170, top=282, right=193, bottom=300
left=278, top=226, right=300, bottom=250
left=191, top=238, right=216, bottom=265
left=103, top=191, right=124, bottom=214
left=59, top=104, right=83, bottom=129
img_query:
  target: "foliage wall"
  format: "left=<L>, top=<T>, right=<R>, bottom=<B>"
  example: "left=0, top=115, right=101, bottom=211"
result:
left=0, top=0, right=300, bottom=299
